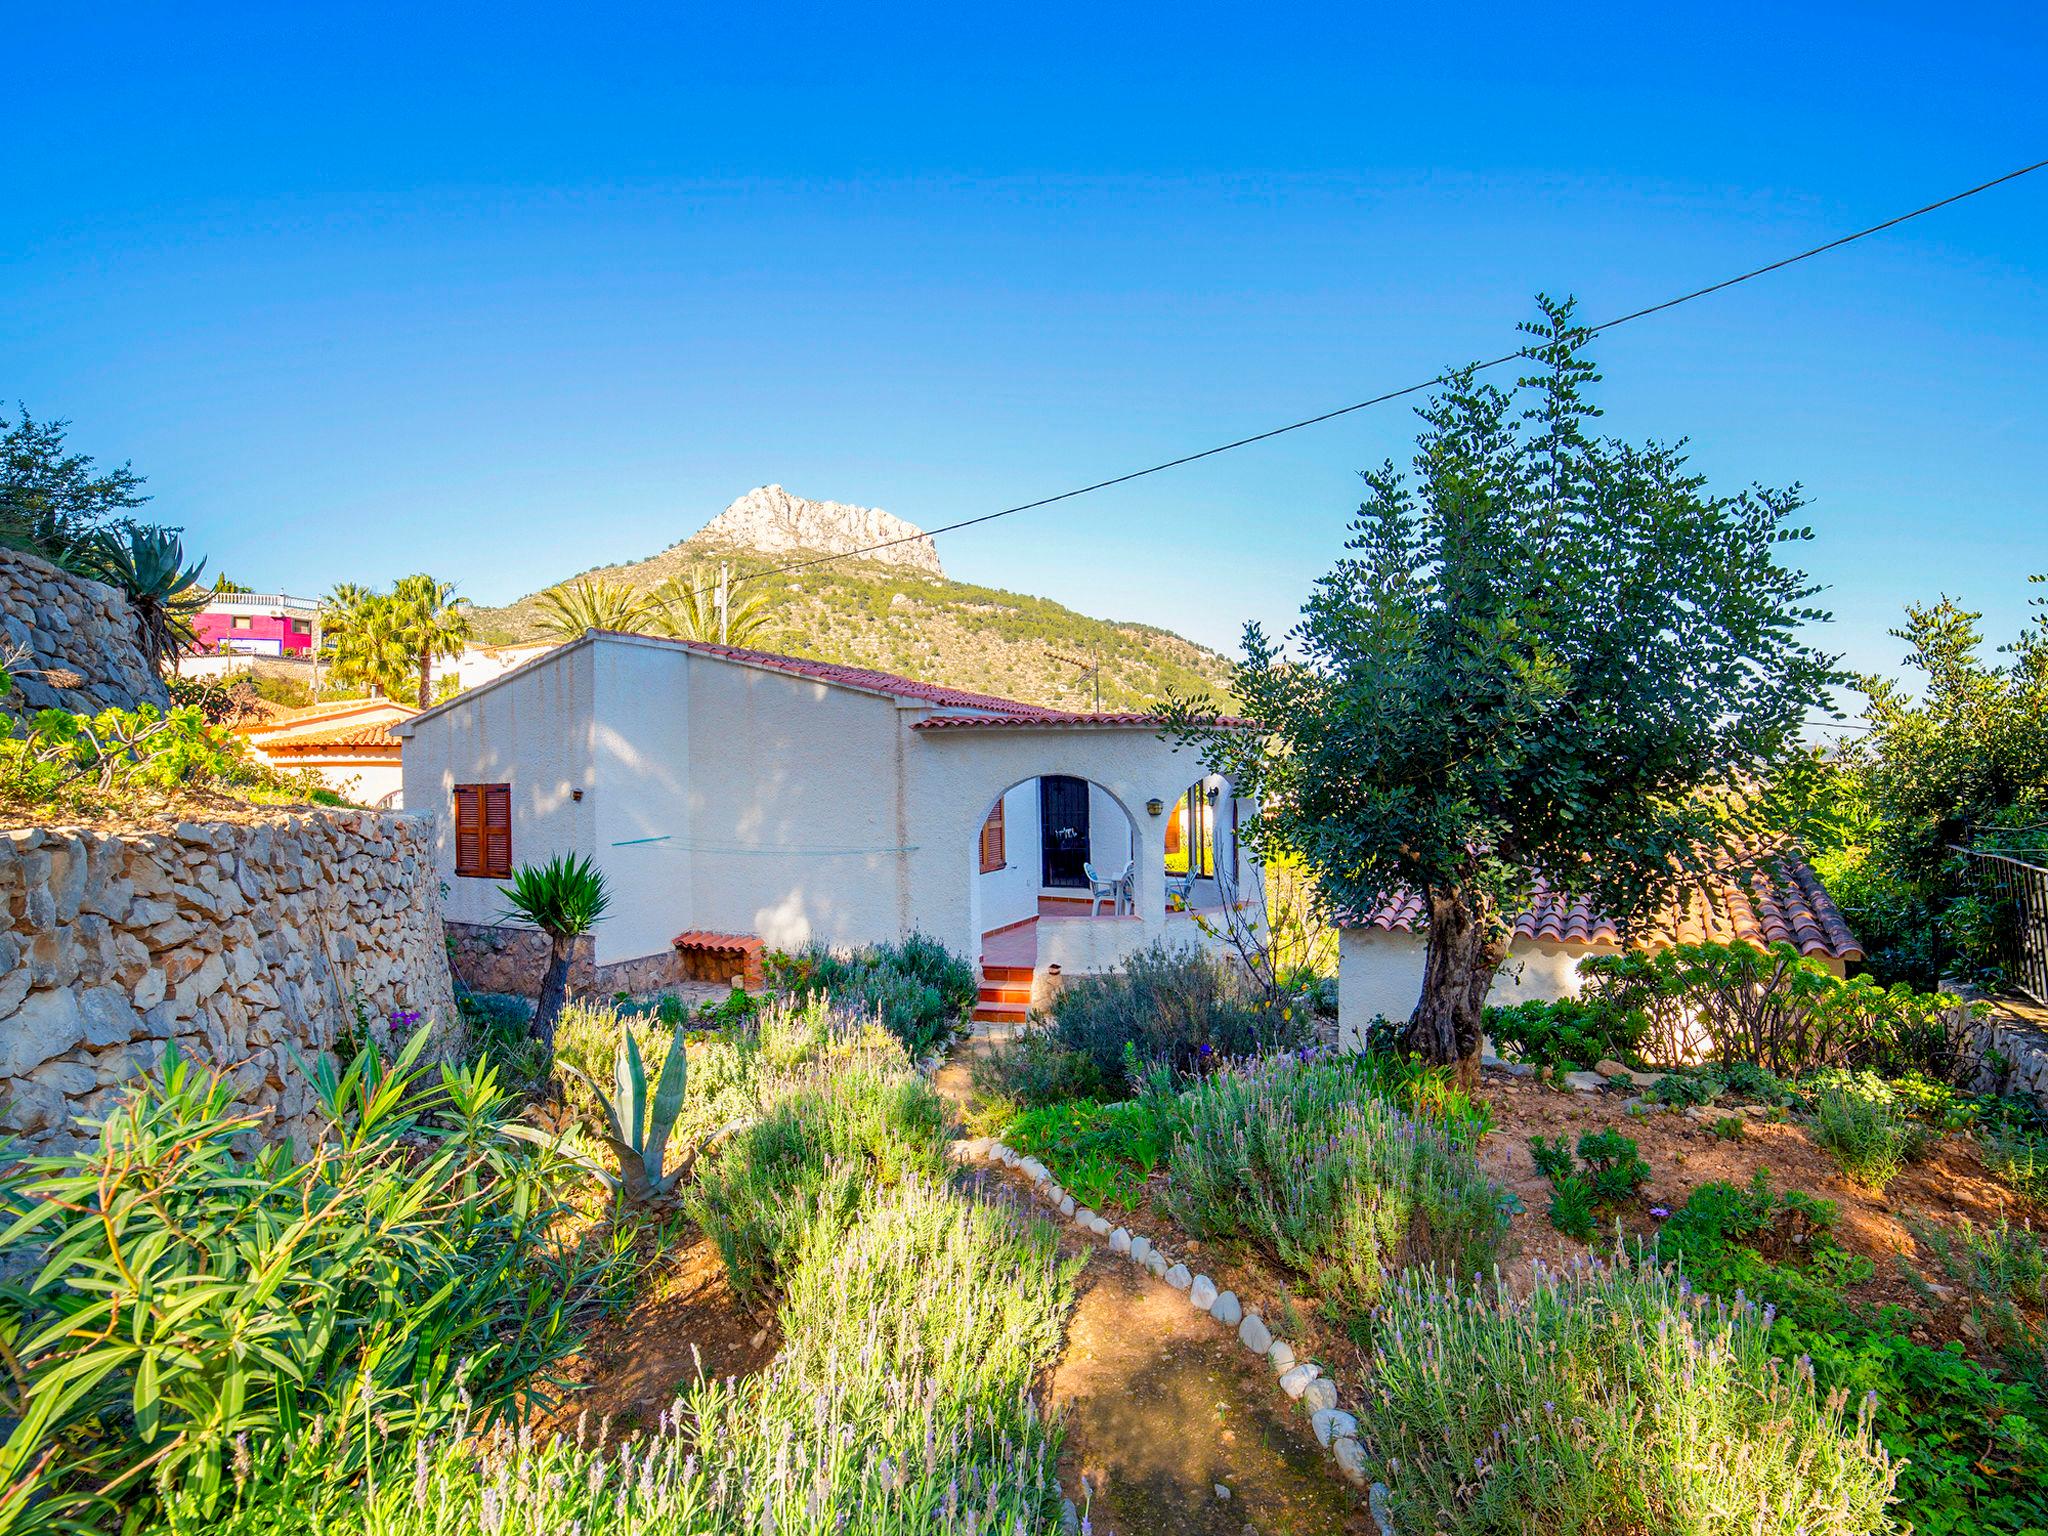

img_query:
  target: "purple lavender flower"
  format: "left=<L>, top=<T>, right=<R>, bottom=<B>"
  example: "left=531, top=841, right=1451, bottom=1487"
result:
left=1650, top=1206, right=1670, bottom=1219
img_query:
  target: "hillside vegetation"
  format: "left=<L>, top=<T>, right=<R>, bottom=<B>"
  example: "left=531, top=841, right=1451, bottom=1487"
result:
left=467, top=536, right=1235, bottom=712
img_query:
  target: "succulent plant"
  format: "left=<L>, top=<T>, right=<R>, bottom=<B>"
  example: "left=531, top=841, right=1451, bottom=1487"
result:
left=507, top=1025, right=690, bottom=1204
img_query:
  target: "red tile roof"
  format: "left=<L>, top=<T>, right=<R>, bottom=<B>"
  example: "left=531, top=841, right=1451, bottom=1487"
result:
left=616, top=635, right=1248, bottom=728
left=257, top=721, right=405, bottom=754
left=1347, top=845, right=1863, bottom=962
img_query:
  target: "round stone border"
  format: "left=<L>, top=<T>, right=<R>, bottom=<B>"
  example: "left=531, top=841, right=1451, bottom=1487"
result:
left=951, top=1135, right=1398, bottom=1530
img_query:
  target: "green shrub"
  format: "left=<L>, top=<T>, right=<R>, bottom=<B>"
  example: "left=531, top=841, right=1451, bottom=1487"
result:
left=1546, top=1174, right=1598, bottom=1240
left=1482, top=994, right=1646, bottom=1073
left=0, top=1033, right=617, bottom=1534
left=1980, top=1124, right=2048, bottom=1207
left=1650, top=1068, right=1724, bottom=1108
left=1158, top=1054, right=1506, bottom=1310
left=1529, top=1129, right=1649, bottom=1238
left=263, top=1180, right=1080, bottom=1536
left=1910, top=1215, right=2048, bottom=1383
left=1360, top=1254, right=1901, bottom=1535
left=1812, top=1075, right=1931, bottom=1192
left=968, top=1026, right=1107, bottom=1120
left=686, top=1059, right=949, bottom=1305
left=1578, top=939, right=1966, bottom=1078
left=1001, top=1097, right=1171, bottom=1211
left=1711, top=1113, right=1748, bottom=1140
left=767, top=933, right=976, bottom=1057
left=1718, top=1059, right=1792, bottom=1104
left=1044, top=939, right=1305, bottom=1094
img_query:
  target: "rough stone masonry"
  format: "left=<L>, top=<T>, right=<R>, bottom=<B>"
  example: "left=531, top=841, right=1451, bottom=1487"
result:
left=0, top=546, right=169, bottom=717
left=0, top=809, right=456, bottom=1152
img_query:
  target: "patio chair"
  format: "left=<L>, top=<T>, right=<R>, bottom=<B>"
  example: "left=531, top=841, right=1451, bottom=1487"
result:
left=1084, top=860, right=1132, bottom=917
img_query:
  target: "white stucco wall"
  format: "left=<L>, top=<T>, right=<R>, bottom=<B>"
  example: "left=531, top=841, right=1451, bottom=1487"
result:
left=1336, top=927, right=1609, bottom=1050
left=398, top=643, right=597, bottom=929
left=976, top=780, right=1041, bottom=934
left=401, top=634, right=1263, bottom=977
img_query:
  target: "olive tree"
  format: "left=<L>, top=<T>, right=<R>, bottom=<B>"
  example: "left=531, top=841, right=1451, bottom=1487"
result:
left=1169, top=298, right=1837, bottom=1080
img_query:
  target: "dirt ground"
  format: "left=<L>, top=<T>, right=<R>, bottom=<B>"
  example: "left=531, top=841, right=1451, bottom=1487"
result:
left=535, top=1230, right=780, bottom=1438
left=1478, top=1073, right=2032, bottom=1342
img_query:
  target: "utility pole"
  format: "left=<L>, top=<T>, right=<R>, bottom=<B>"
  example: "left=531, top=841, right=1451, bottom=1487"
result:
left=1047, top=645, right=1101, bottom=713
left=717, top=561, right=730, bottom=645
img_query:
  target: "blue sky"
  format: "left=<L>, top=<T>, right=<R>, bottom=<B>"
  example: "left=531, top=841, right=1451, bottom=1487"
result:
left=5, top=4, right=2044, bottom=719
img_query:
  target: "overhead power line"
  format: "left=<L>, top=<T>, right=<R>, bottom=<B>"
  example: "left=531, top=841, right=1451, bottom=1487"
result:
left=663, top=156, right=2046, bottom=607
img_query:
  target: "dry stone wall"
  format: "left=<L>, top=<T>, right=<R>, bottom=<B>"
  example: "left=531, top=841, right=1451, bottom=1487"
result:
left=0, top=809, right=456, bottom=1151
left=0, top=546, right=167, bottom=715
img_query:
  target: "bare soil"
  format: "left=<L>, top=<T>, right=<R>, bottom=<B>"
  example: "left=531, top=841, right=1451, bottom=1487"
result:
left=536, top=1230, right=779, bottom=1438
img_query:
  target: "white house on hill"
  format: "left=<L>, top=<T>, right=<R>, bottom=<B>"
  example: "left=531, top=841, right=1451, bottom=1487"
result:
left=396, top=632, right=1256, bottom=1018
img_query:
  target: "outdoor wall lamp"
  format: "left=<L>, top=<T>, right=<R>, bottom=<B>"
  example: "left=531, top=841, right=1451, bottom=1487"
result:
left=1146, top=798, right=1164, bottom=817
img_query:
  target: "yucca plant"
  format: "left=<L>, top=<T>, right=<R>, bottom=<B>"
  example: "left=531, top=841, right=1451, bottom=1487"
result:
left=497, top=853, right=612, bottom=1052
left=507, top=1027, right=696, bottom=1205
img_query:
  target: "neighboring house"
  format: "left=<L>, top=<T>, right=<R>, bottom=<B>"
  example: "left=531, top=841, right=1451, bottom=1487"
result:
left=396, top=631, right=1256, bottom=1017
left=192, top=592, right=322, bottom=657
left=237, top=698, right=417, bottom=807
left=452, top=640, right=556, bottom=693
left=1336, top=851, right=1864, bottom=1049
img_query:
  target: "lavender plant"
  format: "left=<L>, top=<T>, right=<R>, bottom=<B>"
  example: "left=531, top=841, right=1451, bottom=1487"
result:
left=1158, top=1053, right=1506, bottom=1309
left=277, top=1181, right=1079, bottom=1536
left=1359, top=1253, right=1901, bottom=1535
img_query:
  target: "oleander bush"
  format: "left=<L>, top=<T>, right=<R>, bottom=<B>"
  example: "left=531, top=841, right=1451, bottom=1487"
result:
left=1359, top=1255, right=1901, bottom=1535
left=1158, top=1053, right=1506, bottom=1311
left=0, top=1031, right=621, bottom=1535
left=765, top=933, right=976, bottom=1057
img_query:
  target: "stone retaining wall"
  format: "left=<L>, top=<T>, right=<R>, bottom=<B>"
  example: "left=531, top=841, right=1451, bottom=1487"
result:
left=445, top=920, right=702, bottom=1000
left=1950, top=990, right=2048, bottom=1111
left=0, top=810, right=456, bottom=1151
left=0, top=546, right=167, bottom=716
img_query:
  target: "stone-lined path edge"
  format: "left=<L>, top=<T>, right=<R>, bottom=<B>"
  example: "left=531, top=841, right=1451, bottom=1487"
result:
left=949, top=1135, right=1398, bottom=1536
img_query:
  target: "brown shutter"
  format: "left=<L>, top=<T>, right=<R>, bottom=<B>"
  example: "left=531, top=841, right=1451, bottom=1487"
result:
left=453, top=785, right=483, bottom=877
left=980, top=801, right=1006, bottom=873
left=483, top=784, right=513, bottom=878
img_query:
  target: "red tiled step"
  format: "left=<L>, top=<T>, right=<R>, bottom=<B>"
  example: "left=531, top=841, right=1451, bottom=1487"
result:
left=978, top=962, right=1034, bottom=984
left=971, top=1000, right=1031, bottom=1024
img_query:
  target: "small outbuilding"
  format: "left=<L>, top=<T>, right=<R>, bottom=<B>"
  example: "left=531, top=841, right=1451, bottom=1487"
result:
left=1336, top=851, right=1864, bottom=1050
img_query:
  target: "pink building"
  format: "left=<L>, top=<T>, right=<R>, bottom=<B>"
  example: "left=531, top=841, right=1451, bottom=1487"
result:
left=191, top=592, right=321, bottom=657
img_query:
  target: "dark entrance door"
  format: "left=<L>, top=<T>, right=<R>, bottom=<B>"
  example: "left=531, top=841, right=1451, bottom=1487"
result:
left=1040, top=775, right=1090, bottom=888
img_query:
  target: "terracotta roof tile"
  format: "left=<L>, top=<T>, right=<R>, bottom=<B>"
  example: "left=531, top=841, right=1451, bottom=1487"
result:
left=1348, top=844, right=1863, bottom=963
left=257, top=722, right=404, bottom=753
left=912, top=710, right=1252, bottom=731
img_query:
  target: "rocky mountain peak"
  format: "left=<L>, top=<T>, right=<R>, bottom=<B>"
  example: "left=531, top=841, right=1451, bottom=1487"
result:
left=692, top=485, right=944, bottom=577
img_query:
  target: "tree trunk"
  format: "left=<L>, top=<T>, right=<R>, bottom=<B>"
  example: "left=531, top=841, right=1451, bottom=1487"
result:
left=417, top=651, right=432, bottom=709
left=1401, top=886, right=1510, bottom=1087
left=532, top=933, right=574, bottom=1056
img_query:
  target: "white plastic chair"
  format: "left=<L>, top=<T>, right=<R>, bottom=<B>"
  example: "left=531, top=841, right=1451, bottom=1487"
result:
left=1085, top=860, right=1131, bottom=917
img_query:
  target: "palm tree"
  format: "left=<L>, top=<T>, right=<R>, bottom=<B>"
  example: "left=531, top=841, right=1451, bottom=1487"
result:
left=645, top=564, right=771, bottom=646
left=389, top=573, right=470, bottom=707
left=323, top=589, right=412, bottom=698
left=89, top=526, right=209, bottom=673
left=535, top=578, right=650, bottom=642
left=498, top=853, right=613, bottom=1053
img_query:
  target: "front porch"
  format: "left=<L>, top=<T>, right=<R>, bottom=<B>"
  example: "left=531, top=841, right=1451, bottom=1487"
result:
left=972, top=880, right=1244, bottom=1026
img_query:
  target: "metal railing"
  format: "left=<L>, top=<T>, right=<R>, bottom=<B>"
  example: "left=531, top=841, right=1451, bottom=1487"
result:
left=1957, top=842, right=2048, bottom=1007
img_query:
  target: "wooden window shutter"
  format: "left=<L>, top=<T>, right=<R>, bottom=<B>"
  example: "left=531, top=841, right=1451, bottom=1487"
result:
left=453, top=783, right=512, bottom=878
left=979, top=800, right=1006, bottom=873
left=482, top=784, right=512, bottom=878
left=453, top=785, right=483, bottom=877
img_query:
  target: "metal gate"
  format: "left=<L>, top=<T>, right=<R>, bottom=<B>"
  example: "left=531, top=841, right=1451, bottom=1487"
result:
left=1959, top=845, right=2048, bottom=1006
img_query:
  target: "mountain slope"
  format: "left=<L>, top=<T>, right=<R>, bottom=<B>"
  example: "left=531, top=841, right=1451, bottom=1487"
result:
left=466, top=491, right=1235, bottom=712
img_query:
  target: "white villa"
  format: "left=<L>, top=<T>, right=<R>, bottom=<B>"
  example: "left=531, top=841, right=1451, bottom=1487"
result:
left=396, top=631, right=1256, bottom=1019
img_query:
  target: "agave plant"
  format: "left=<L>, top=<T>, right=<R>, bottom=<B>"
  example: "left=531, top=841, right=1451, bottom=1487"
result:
left=497, top=853, right=612, bottom=1052
left=87, top=525, right=209, bottom=672
left=507, top=1027, right=695, bottom=1204
left=534, top=577, right=649, bottom=642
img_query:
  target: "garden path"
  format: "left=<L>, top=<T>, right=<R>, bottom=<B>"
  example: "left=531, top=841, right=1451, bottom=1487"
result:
left=935, top=1050, right=1369, bottom=1536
